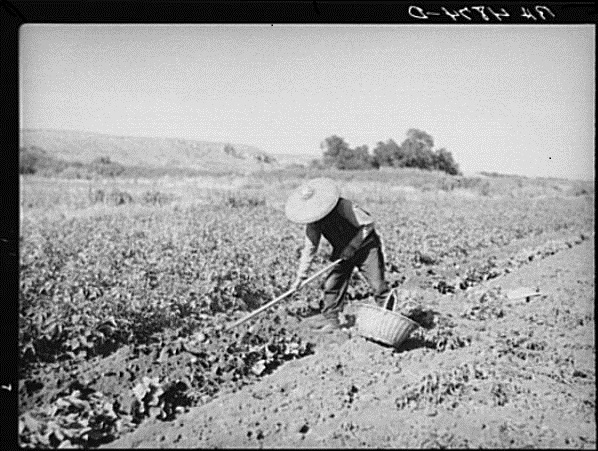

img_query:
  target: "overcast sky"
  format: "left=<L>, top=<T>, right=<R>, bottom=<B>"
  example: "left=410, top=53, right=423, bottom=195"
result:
left=20, top=24, right=594, bottom=180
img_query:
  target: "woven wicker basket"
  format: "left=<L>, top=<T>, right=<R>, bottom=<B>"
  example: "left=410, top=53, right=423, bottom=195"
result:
left=355, top=290, right=420, bottom=348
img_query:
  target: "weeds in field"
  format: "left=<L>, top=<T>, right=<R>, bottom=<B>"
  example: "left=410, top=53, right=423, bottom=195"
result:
left=87, top=188, right=134, bottom=206
left=437, top=176, right=492, bottom=196
left=494, top=330, right=549, bottom=362
left=223, top=191, right=266, bottom=208
left=141, top=190, right=175, bottom=206
left=432, top=233, right=591, bottom=294
left=460, top=287, right=507, bottom=321
left=19, top=384, right=129, bottom=448
left=405, top=312, right=473, bottom=353
left=395, top=362, right=491, bottom=410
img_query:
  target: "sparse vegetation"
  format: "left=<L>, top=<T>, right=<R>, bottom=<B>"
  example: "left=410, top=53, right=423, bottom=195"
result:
left=223, top=144, right=243, bottom=159
left=20, top=146, right=70, bottom=175
left=19, top=147, right=230, bottom=180
left=89, top=157, right=125, bottom=177
left=20, top=129, right=278, bottom=175
left=223, top=191, right=266, bottom=208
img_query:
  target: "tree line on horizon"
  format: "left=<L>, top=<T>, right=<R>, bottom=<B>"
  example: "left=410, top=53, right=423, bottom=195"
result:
left=312, top=129, right=461, bottom=176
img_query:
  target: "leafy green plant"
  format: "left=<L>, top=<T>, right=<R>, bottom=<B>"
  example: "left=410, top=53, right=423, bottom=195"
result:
left=18, top=171, right=594, bottom=448
left=223, top=192, right=266, bottom=208
left=395, top=362, right=491, bottom=410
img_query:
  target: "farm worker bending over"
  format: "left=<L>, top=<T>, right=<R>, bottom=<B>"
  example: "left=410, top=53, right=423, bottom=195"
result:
left=285, top=177, right=391, bottom=332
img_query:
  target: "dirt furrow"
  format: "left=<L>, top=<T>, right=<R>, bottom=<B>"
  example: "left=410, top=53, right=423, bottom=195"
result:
left=106, top=237, right=595, bottom=449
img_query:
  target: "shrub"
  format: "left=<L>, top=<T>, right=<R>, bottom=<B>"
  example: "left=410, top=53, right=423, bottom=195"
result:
left=95, top=156, right=112, bottom=164
left=20, top=146, right=72, bottom=175
left=108, top=189, right=134, bottom=206
left=567, top=183, right=594, bottom=197
left=255, top=153, right=276, bottom=164
left=141, top=190, right=175, bottom=206
left=224, top=192, right=266, bottom=208
left=88, top=189, right=106, bottom=204
left=479, top=181, right=491, bottom=197
left=223, top=144, right=244, bottom=159
left=309, top=159, right=329, bottom=170
left=89, top=157, right=125, bottom=177
left=19, top=146, right=45, bottom=174
left=284, top=163, right=306, bottom=170
left=60, top=166, right=93, bottom=180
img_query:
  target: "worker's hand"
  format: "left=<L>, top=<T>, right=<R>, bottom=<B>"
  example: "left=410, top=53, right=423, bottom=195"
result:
left=339, top=243, right=359, bottom=261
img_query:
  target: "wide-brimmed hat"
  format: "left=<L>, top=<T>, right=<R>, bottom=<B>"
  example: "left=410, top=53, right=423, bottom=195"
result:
left=285, top=177, right=340, bottom=224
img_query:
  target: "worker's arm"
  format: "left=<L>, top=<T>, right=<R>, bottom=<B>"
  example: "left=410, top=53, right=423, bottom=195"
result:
left=338, top=199, right=376, bottom=260
left=291, top=223, right=321, bottom=290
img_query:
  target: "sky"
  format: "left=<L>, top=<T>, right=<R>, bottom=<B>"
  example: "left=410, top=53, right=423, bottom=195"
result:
left=20, top=24, right=595, bottom=180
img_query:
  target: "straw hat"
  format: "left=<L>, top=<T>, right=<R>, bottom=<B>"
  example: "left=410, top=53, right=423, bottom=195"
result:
left=285, top=177, right=340, bottom=224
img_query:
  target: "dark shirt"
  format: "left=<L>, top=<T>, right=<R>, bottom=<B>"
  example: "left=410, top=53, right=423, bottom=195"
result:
left=295, top=198, right=374, bottom=279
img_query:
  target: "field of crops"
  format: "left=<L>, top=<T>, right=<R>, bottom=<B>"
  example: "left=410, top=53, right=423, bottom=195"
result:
left=18, top=171, right=594, bottom=448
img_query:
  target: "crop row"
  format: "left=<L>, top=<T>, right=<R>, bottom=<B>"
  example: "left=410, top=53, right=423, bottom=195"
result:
left=394, top=360, right=532, bottom=411
left=19, top=320, right=313, bottom=449
left=19, top=192, right=593, bottom=448
left=20, top=195, right=593, bottom=369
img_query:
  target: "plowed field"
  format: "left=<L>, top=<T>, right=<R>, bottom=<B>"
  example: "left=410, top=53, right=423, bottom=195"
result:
left=106, top=236, right=595, bottom=449
left=18, top=174, right=595, bottom=448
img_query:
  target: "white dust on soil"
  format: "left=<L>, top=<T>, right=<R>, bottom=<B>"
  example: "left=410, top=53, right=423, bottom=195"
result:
left=105, top=238, right=595, bottom=449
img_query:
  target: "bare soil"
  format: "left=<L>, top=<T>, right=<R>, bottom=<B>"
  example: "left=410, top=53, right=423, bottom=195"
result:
left=103, top=237, right=595, bottom=449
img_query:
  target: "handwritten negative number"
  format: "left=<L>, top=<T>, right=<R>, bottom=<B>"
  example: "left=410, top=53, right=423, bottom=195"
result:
left=409, top=5, right=555, bottom=21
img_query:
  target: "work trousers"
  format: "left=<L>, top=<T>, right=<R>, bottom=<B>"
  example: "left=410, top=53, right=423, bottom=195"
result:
left=321, top=231, right=390, bottom=315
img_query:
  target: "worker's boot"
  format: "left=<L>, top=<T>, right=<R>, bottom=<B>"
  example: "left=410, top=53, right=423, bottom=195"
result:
left=305, top=311, right=341, bottom=333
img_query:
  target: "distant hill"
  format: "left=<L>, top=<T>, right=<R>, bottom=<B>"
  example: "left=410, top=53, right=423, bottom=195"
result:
left=20, top=129, right=279, bottom=173
left=270, top=152, right=321, bottom=167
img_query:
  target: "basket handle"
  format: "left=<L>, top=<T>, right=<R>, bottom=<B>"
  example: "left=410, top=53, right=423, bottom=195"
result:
left=383, top=289, right=397, bottom=311
left=384, top=289, right=420, bottom=314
